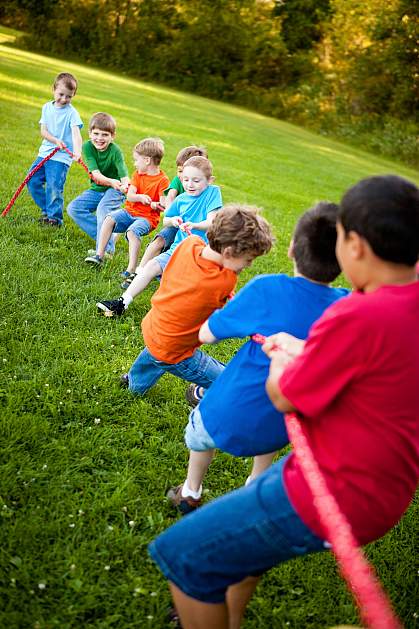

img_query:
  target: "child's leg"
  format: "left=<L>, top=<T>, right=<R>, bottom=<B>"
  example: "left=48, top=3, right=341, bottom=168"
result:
left=96, top=189, right=125, bottom=253
left=96, top=216, right=116, bottom=258
left=138, top=236, right=165, bottom=269
left=125, top=218, right=152, bottom=273
left=127, top=346, right=167, bottom=395
left=167, top=349, right=224, bottom=390
left=122, top=258, right=163, bottom=300
left=67, top=189, right=104, bottom=240
left=248, top=452, right=277, bottom=484
left=26, top=158, right=46, bottom=215
left=181, top=407, right=217, bottom=495
left=186, top=450, right=215, bottom=493
left=44, top=159, right=69, bottom=223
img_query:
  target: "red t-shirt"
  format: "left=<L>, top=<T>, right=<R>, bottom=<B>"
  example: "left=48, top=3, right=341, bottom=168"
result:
left=125, top=170, right=170, bottom=228
left=142, top=237, right=237, bottom=363
left=280, top=283, right=419, bottom=544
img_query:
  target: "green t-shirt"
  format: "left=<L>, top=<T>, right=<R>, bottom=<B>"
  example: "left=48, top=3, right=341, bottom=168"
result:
left=83, top=141, right=129, bottom=192
left=164, top=175, right=184, bottom=196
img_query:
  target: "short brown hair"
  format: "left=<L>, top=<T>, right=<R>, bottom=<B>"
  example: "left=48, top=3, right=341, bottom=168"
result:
left=176, top=145, right=208, bottom=167
left=207, top=204, right=274, bottom=257
left=134, top=137, right=165, bottom=165
left=182, top=156, right=213, bottom=179
left=89, top=112, right=116, bottom=134
left=53, top=72, right=77, bottom=94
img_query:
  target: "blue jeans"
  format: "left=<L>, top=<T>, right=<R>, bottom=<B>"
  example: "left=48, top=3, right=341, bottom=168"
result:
left=149, top=455, right=327, bottom=603
left=184, top=407, right=216, bottom=451
left=108, top=209, right=151, bottom=240
left=128, top=347, right=224, bottom=395
left=152, top=225, right=177, bottom=251
left=27, top=157, right=69, bottom=223
left=67, top=188, right=124, bottom=253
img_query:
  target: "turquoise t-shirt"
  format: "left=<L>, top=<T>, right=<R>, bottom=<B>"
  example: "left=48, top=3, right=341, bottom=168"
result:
left=83, top=141, right=129, bottom=192
left=38, top=101, right=83, bottom=166
left=164, top=184, right=222, bottom=254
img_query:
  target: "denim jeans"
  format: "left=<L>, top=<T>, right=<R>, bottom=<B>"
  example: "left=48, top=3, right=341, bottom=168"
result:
left=128, top=347, right=224, bottom=395
left=108, top=209, right=151, bottom=239
left=27, top=157, right=69, bottom=223
left=66, top=188, right=124, bottom=253
left=149, top=455, right=326, bottom=603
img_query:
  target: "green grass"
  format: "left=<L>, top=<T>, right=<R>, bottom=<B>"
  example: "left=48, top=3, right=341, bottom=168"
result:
left=1, top=24, right=418, bottom=628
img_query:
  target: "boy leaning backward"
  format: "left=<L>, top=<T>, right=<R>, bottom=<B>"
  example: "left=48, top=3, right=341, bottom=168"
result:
left=96, top=156, right=221, bottom=316
left=148, top=174, right=419, bottom=629
left=137, top=145, right=208, bottom=273
left=67, top=112, right=129, bottom=257
left=27, top=72, right=83, bottom=227
left=119, top=205, right=274, bottom=397
left=167, top=201, right=349, bottom=513
left=85, top=138, right=169, bottom=280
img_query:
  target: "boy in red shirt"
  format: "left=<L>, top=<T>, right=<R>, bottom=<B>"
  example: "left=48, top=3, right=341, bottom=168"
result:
left=148, top=174, right=419, bottom=629
left=121, top=205, right=274, bottom=396
left=85, top=137, right=169, bottom=279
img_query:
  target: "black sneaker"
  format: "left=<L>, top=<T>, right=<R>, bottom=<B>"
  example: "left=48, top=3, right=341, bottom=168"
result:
left=96, top=297, right=125, bottom=317
left=85, top=254, right=103, bottom=266
left=166, top=484, right=201, bottom=515
left=120, top=373, right=129, bottom=388
left=121, top=273, right=136, bottom=289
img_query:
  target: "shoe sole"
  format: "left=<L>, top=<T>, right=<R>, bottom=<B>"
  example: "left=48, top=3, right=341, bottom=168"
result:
left=96, top=302, right=115, bottom=317
left=85, top=259, right=102, bottom=266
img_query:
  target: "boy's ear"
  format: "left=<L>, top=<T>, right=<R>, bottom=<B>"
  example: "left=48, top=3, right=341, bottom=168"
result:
left=209, top=175, right=215, bottom=184
left=288, top=239, right=294, bottom=259
left=221, top=245, right=233, bottom=259
left=347, top=230, right=366, bottom=259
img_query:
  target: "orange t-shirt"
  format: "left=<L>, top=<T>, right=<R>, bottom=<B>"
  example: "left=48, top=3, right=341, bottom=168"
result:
left=141, top=236, right=237, bottom=364
left=125, top=170, right=170, bottom=229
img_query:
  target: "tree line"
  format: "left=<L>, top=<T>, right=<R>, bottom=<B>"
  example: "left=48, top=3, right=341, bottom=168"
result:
left=2, top=0, right=418, bottom=165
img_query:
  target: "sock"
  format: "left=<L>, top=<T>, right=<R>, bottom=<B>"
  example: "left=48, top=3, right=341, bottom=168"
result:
left=122, top=293, right=133, bottom=308
left=181, top=480, right=202, bottom=500
left=245, top=475, right=254, bottom=486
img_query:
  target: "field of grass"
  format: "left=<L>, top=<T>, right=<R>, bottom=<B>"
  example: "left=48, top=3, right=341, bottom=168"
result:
left=0, top=24, right=418, bottom=629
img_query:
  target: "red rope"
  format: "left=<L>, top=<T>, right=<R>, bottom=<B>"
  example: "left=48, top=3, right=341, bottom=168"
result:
left=2, top=146, right=96, bottom=218
left=251, top=333, right=403, bottom=629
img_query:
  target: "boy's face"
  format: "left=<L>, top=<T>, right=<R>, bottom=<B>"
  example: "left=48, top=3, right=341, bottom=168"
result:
left=133, top=151, right=151, bottom=173
left=182, top=165, right=211, bottom=196
left=221, top=250, right=256, bottom=274
left=53, top=81, right=76, bottom=108
left=89, top=128, right=114, bottom=152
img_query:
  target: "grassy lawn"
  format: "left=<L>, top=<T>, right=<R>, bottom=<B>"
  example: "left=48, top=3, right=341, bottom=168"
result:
left=0, top=24, right=418, bottom=628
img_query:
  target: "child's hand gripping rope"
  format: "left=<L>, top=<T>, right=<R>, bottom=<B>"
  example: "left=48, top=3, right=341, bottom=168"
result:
left=2, top=145, right=110, bottom=218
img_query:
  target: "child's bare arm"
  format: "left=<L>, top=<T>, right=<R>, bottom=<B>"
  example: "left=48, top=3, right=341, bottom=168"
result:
left=90, top=170, right=123, bottom=191
left=40, top=124, right=66, bottom=149
left=126, top=184, right=151, bottom=204
left=183, top=209, right=218, bottom=232
left=163, top=215, right=182, bottom=227
left=120, top=176, right=130, bottom=193
left=165, top=189, right=178, bottom=211
left=265, top=351, right=297, bottom=413
left=71, top=126, right=82, bottom=161
left=199, top=320, right=218, bottom=345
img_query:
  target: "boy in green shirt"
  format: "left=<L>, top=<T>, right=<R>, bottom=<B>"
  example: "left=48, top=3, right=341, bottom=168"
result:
left=67, top=112, right=129, bottom=256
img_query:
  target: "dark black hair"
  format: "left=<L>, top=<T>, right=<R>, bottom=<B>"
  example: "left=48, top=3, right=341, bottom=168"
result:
left=293, top=201, right=341, bottom=283
left=339, top=175, right=419, bottom=266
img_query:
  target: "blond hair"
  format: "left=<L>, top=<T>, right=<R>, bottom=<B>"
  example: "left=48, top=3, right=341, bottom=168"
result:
left=182, top=156, right=213, bottom=179
left=134, top=137, right=165, bottom=165
left=89, top=112, right=116, bottom=134
left=207, top=204, right=274, bottom=257
left=176, top=145, right=208, bottom=167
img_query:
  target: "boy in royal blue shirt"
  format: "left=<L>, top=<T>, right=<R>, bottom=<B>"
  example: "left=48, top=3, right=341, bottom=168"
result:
left=97, top=156, right=222, bottom=317
left=167, top=201, right=349, bottom=513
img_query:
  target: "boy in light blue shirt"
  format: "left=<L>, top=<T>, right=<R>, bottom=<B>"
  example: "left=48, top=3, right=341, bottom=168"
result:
left=27, top=72, right=83, bottom=226
left=97, top=156, right=222, bottom=317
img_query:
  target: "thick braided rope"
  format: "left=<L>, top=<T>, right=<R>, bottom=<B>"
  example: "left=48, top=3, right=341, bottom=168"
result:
left=251, top=334, right=403, bottom=629
left=2, top=147, right=96, bottom=218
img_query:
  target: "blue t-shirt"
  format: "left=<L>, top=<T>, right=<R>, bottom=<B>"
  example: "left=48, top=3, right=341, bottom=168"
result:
left=38, top=101, right=83, bottom=165
left=164, top=184, right=222, bottom=254
left=200, top=274, right=349, bottom=456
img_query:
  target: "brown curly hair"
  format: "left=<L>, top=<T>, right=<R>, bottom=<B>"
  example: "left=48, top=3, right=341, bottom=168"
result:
left=207, top=204, right=274, bottom=257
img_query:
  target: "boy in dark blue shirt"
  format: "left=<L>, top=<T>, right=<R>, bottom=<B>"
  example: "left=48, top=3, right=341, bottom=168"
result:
left=167, top=201, right=349, bottom=513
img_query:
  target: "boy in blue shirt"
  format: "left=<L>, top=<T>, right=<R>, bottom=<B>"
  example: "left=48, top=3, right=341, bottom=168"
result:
left=167, top=201, right=349, bottom=513
left=97, top=156, right=222, bottom=316
left=27, top=72, right=83, bottom=226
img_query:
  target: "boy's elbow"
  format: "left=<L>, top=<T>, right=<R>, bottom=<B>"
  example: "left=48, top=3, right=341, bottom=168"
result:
left=199, top=321, right=217, bottom=344
left=266, top=377, right=295, bottom=413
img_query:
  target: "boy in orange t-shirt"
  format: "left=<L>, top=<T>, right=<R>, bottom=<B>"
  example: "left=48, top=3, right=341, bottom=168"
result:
left=85, top=137, right=169, bottom=278
left=121, top=205, right=274, bottom=396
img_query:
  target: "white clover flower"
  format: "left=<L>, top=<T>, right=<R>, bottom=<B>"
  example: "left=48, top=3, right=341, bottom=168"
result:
left=104, top=565, right=110, bottom=571
left=38, top=582, right=46, bottom=590
left=128, top=520, right=135, bottom=528
left=69, top=523, right=75, bottom=528
left=94, top=418, right=101, bottom=424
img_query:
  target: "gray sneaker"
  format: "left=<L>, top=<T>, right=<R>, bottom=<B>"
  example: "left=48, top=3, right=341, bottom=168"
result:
left=85, top=254, right=103, bottom=266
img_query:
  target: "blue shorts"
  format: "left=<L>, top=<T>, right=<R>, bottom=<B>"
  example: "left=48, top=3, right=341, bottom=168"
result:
left=154, top=251, right=172, bottom=273
left=148, top=455, right=326, bottom=603
left=185, top=407, right=216, bottom=451
left=107, top=209, right=151, bottom=239
left=152, top=225, right=177, bottom=251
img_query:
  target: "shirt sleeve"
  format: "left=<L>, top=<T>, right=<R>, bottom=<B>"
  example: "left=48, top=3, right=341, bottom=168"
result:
left=207, top=186, right=222, bottom=213
left=158, top=174, right=171, bottom=196
left=113, top=145, right=129, bottom=179
left=207, top=277, right=268, bottom=340
left=164, top=176, right=183, bottom=196
left=279, top=301, right=364, bottom=417
left=39, top=103, right=49, bottom=125
left=69, top=106, right=83, bottom=128
left=82, top=141, right=99, bottom=172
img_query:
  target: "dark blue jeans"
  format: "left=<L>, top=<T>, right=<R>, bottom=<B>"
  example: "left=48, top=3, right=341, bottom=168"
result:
left=27, top=157, right=69, bottom=223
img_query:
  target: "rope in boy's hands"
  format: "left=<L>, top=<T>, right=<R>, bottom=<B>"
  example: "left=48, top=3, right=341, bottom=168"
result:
left=2, top=146, right=100, bottom=218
